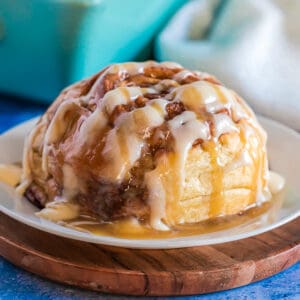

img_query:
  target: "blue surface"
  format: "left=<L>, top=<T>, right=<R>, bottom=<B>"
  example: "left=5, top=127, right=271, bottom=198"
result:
left=0, top=95, right=299, bottom=299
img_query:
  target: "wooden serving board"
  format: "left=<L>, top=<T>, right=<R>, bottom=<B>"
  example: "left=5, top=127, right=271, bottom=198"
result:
left=0, top=212, right=299, bottom=296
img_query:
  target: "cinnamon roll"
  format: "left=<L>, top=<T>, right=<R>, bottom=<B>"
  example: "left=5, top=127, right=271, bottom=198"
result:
left=18, top=61, right=277, bottom=230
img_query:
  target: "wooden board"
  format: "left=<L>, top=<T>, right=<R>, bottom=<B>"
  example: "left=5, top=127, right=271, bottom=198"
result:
left=0, top=212, right=299, bottom=296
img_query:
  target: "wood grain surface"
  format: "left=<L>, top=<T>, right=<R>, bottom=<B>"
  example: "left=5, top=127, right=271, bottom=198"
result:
left=0, top=212, right=299, bottom=296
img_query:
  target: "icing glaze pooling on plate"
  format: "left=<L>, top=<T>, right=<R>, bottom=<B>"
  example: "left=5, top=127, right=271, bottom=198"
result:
left=17, top=61, right=282, bottom=231
left=0, top=164, right=22, bottom=187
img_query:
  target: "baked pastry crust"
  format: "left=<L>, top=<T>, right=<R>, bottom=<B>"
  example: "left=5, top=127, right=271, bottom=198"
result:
left=18, top=61, right=271, bottom=230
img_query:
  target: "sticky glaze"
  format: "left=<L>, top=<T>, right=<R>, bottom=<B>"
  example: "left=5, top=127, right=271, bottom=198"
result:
left=17, top=61, right=283, bottom=231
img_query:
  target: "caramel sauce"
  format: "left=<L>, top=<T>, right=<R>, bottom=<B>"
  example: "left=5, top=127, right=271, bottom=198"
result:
left=203, top=141, right=224, bottom=217
left=159, top=151, right=181, bottom=225
left=213, top=85, right=228, bottom=105
left=179, top=86, right=202, bottom=110
left=0, top=164, right=22, bottom=187
left=255, top=150, right=262, bottom=203
left=0, top=162, right=285, bottom=240
left=239, top=125, right=257, bottom=205
left=116, top=127, right=130, bottom=173
left=15, top=61, right=278, bottom=234
left=65, top=192, right=283, bottom=239
left=245, top=125, right=263, bottom=205
left=151, top=101, right=165, bottom=115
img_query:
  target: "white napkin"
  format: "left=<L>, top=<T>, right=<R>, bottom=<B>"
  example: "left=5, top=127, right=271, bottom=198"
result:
left=156, top=0, right=300, bottom=130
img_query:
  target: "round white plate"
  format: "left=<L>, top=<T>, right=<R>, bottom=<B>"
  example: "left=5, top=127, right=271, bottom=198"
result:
left=0, top=116, right=299, bottom=249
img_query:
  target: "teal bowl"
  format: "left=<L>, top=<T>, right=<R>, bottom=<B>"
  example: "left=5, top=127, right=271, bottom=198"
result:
left=0, top=0, right=185, bottom=103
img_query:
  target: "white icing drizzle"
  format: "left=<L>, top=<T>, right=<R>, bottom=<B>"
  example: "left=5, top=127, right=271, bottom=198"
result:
left=36, top=164, right=81, bottom=222
left=22, top=121, right=45, bottom=178
left=173, top=70, right=195, bottom=81
left=224, top=149, right=253, bottom=173
left=77, top=86, right=156, bottom=148
left=36, top=200, right=80, bottom=221
left=153, top=79, right=179, bottom=92
left=159, top=61, right=182, bottom=69
left=62, top=164, right=80, bottom=200
left=103, top=61, right=182, bottom=78
left=173, top=81, right=249, bottom=121
left=36, top=164, right=80, bottom=222
left=42, top=101, right=77, bottom=172
left=174, top=81, right=218, bottom=111
left=101, top=99, right=168, bottom=181
left=18, top=61, right=282, bottom=231
left=16, top=120, right=46, bottom=194
left=240, top=121, right=270, bottom=203
left=213, top=113, right=239, bottom=140
left=220, top=88, right=250, bottom=122
left=268, top=171, right=285, bottom=194
left=107, top=62, right=150, bottom=75
left=148, top=111, right=212, bottom=229
left=102, top=87, right=156, bottom=115
left=88, top=61, right=161, bottom=98
left=68, top=220, right=100, bottom=226
left=78, top=108, right=107, bottom=147
left=168, top=111, right=210, bottom=151
left=101, top=125, right=142, bottom=181
left=144, top=169, right=169, bottom=231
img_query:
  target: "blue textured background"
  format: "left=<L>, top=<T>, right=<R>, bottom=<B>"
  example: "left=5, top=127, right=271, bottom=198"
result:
left=0, top=95, right=299, bottom=299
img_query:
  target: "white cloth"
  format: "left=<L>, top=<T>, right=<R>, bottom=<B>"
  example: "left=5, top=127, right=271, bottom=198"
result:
left=156, top=0, right=300, bottom=130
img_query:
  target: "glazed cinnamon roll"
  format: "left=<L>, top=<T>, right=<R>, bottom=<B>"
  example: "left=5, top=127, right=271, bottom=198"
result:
left=18, top=61, right=274, bottom=230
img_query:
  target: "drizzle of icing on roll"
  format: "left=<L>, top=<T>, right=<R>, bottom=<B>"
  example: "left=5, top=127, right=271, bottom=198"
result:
left=173, top=70, right=196, bottom=81
left=144, top=168, right=169, bottom=231
left=268, top=171, right=285, bottom=194
left=213, top=113, right=239, bottom=140
left=37, top=200, right=80, bottom=221
left=17, top=120, right=46, bottom=194
left=101, top=99, right=168, bottom=181
left=18, top=61, right=282, bottom=231
left=224, top=149, right=253, bottom=173
left=102, top=87, right=156, bottom=115
left=168, top=111, right=210, bottom=193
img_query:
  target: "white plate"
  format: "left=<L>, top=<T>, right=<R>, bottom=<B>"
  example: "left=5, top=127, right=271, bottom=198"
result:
left=0, top=116, right=299, bottom=249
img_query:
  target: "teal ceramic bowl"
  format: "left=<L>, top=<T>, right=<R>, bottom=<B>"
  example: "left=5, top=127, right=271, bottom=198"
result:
left=0, top=0, right=185, bottom=102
